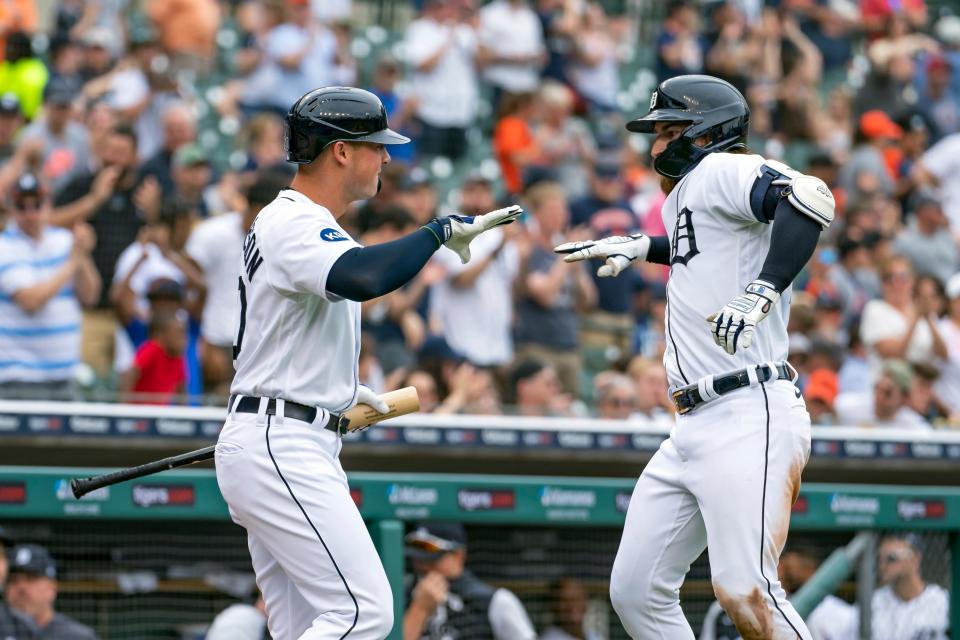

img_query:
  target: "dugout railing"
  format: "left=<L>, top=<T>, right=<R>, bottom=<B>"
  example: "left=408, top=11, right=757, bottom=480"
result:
left=0, top=467, right=957, bottom=639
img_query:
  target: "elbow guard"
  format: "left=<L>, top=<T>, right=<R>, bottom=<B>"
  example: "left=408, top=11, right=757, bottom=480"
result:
left=764, top=160, right=835, bottom=229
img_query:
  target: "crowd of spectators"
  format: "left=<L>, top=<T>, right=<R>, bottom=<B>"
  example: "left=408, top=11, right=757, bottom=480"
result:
left=0, top=0, right=959, bottom=428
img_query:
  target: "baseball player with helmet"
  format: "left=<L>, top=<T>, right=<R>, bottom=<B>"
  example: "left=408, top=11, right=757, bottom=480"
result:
left=214, top=86, right=521, bottom=640
left=557, top=75, right=834, bottom=639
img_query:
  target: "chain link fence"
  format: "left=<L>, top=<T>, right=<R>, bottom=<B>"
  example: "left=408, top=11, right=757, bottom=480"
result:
left=1, top=520, right=951, bottom=639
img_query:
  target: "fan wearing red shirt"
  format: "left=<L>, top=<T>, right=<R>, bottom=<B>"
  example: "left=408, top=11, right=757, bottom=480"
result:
left=121, top=312, right=187, bottom=404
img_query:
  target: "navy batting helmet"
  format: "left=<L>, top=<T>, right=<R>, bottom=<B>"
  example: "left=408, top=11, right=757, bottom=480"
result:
left=627, top=75, right=749, bottom=179
left=286, top=86, right=410, bottom=164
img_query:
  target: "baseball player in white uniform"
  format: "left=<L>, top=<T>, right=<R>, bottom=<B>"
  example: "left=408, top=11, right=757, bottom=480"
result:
left=214, top=87, right=521, bottom=640
left=556, top=75, right=835, bottom=639
left=862, top=534, right=948, bottom=640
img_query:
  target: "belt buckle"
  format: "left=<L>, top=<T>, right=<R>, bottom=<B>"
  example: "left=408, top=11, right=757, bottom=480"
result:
left=672, top=389, right=692, bottom=415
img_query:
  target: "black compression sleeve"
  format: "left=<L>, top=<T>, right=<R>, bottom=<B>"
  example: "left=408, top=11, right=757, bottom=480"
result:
left=327, top=228, right=439, bottom=302
left=757, top=199, right=823, bottom=292
left=647, top=236, right=671, bottom=265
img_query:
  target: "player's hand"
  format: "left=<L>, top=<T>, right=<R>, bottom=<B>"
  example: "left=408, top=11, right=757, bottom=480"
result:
left=412, top=571, right=448, bottom=612
left=356, top=384, right=390, bottom=414
left=554, top=232, right=651, bottom=278
left=707, top=280, right=781, bottom=355
left=425, top=205, right=523, bottom=264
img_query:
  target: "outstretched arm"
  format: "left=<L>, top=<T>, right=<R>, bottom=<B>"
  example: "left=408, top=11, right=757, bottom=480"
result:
left=328, top=206, right=522, bottom=302
left=554, top=233, right=671, bottom=275
left=327, top=228, right=441, bottom=302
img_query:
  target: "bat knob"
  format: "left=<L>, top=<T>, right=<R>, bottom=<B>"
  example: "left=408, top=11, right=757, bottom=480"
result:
left=70, top=478, right=86, bottom=500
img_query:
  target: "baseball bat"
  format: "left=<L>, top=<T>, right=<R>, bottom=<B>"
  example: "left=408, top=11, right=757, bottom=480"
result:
left=70, top=387, right=420, bottom=499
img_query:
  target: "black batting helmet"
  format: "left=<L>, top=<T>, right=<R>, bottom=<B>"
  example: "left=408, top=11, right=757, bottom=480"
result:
left=627, top=75, right=749, bottom=179
left=286, top=86, right=410, bottom=164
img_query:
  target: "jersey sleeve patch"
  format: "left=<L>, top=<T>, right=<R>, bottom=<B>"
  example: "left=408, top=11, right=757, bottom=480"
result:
left=320, top=228, right=349, bottom=242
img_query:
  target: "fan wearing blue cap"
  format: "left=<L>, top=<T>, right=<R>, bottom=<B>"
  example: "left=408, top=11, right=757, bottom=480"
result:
left=7, top=544, right=97, bottom=639
left=404, top=522, right=536, bottom=639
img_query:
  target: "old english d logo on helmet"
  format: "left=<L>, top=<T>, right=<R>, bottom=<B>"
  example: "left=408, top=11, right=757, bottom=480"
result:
left=285, top=87, right=410, bottom=164
left=627, top=75, right=749, bottom=179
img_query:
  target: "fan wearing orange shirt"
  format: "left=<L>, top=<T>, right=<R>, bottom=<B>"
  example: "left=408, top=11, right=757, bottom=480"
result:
left=493, top=92, right=542, bottom=195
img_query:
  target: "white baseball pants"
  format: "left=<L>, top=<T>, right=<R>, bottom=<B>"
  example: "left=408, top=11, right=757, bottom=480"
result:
left=610, top=380, right=812, bottom=640
left=215, top=400, right=393, bottom=639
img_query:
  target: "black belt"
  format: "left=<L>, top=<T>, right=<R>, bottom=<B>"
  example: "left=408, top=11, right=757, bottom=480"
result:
left=671, top=362, right=794, bottom=415
left=231, top=396, right=342, bottom=433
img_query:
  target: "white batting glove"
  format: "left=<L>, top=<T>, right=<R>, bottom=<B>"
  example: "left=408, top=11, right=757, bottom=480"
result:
left=355, top=385, right=390, bottom=414
left=707, top=280, right=781, bottom=355
left=554, top=233, right=651, bottom=277
left=423, top=205, right=523, bottom=264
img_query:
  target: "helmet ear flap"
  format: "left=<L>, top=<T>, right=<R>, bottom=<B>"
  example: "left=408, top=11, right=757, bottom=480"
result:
left=285, top=118, right=310, bottom=164
left=286, top=116, right=331, bottom=164
left=627, top=75, right=750, bottom=178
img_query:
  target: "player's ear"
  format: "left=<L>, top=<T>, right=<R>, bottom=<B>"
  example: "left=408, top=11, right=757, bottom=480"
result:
left=329, top=140, right=351, bottom=167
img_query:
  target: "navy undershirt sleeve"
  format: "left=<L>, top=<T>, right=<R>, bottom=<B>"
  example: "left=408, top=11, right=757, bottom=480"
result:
left=647, top=236, right=671, bottom=265
left=757, top=199, right=822, bottom=292
left=327, top=228, right=439, bottom=301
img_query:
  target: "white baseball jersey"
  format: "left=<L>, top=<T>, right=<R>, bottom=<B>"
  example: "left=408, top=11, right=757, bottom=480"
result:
left=662, top=152, right=791, bottom=389
left=806, top=594, right=856, bottom=640
left=869, top=584, right=948, bottom=640
left=230, top=189, right=361, bottom=411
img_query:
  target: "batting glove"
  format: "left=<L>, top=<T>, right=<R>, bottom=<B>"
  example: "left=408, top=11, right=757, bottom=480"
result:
left=554, top=233, right=651, bottom=277
left=356, top=384, right=390, bottom=414
left=707, top=280, right=781, bottom=355
left=422, top=205, right=523, bottom=264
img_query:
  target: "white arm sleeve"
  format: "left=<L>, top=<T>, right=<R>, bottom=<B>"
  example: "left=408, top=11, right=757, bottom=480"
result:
left=489, top=588, right=536, bottom=640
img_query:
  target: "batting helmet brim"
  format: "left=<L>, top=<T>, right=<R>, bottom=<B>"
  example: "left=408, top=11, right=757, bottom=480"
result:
left=351, top=127, right=411, bottom=145
left=626, top=109, right=702, bottom=133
